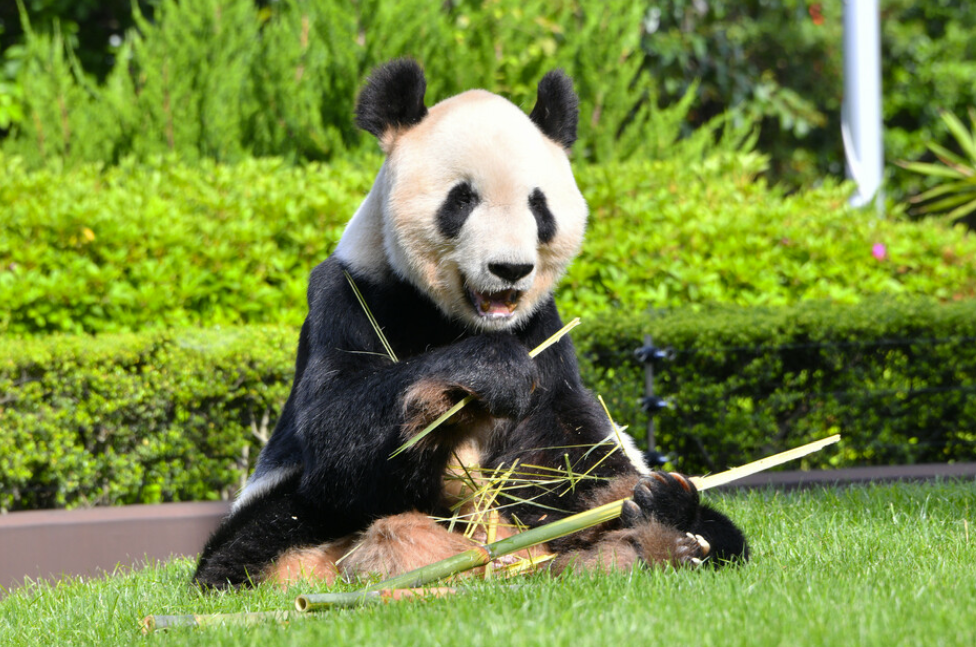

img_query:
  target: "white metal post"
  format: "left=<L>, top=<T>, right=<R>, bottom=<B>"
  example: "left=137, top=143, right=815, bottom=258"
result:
left=842, top=0, right=884, bottom=214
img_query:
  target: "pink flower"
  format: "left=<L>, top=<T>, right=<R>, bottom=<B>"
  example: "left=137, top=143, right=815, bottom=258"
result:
left=872, top=243, right=887, bottom=261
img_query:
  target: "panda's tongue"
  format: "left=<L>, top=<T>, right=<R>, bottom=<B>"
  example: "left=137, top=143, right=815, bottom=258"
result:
left=471, top=288, right=519, bottom=318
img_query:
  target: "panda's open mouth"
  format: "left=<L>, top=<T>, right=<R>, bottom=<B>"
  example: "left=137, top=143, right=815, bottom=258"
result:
left=466, top=286, right=522, bottom=319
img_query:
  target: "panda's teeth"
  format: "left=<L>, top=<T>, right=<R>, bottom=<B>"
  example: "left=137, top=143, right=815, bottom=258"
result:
left=480, top=299, right=492, bottom=313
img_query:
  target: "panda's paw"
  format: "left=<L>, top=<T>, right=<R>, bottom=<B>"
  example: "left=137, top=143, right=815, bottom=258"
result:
left=620, top=472, right=701, bottom=532
left=449, top=333, right=538, bottom=420
left=617, top=514, right=711, bottom=569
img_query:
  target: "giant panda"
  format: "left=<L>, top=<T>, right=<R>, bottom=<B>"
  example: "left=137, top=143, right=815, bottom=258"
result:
left=192, top=59, right=748, bottom=589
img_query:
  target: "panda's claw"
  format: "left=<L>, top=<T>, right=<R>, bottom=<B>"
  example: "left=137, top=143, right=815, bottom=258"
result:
left=633, top=482, right=653, bottom=510
left=621, top=500, right=643, bottom=527
left=669, top=472, right=692, bottom=492
left=687, top=532, right=711, bottom=556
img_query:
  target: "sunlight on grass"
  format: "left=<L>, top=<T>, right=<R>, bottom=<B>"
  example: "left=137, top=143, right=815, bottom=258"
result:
left=1, top=482, right=973, bottom=647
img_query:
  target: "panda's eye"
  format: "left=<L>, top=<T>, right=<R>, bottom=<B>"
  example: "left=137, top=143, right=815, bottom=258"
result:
left=455, top=185, right=477, bottom=205
left=529, top=188, right=557, bottom=244
left=437, top=182, right=480, bottom=239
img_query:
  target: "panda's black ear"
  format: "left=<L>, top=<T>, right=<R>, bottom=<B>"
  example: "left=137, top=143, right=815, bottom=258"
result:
left=355, top=59, right=428, bottom=140
left=529, top=70, right=579, bottom=149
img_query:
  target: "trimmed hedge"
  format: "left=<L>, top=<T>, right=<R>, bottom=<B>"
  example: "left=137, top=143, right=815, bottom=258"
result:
left=4, top=152, right=976, bottom=336
left=581, top=297, right=976, bottom=474
left=2, top=297, right=974, bottom=511
left=0, top=327, right=294, bottom=511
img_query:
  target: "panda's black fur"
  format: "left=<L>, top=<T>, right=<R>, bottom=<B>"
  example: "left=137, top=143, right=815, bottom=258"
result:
left=192, top=60, right=748, bottom=589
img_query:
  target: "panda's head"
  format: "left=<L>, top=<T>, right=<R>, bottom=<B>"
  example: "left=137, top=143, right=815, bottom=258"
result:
left=338, top=59, right=587, bottom=332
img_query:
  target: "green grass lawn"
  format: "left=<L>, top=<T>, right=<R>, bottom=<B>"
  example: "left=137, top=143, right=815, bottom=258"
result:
left=1, top=481, right=973, bottom=646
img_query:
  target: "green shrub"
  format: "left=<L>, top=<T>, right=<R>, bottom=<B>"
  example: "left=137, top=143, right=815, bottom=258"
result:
left=3, top=151, right=975, bottom=336
left=3, top=298, right=974, bottom=511
left=0, top=326, right=294, bottom=511
left=3, top=0, right=690, bottom=167
left=5, top=0, right=976, bottom=201
left=578, top=297, right=976, bottom=475
left=567, top=156, right=976, bottom=317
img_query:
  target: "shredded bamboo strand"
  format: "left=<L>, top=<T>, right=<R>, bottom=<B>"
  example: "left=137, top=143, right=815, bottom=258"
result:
left=344, top=270, right=398, bottom=363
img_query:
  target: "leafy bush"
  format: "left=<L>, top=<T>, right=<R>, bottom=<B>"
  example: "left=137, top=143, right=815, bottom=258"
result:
left=5, top=0, right=976, bottom=201
left=566, top=153, right=976, bottom=316
left=898, top=108, right=976, bottom=229
left=578, top=297, right=976, bottom=475
left=3, top=150, right=975, bottom=336
left=3, top=298, right=974, bottom=511
left=2, top=0, right=690, bottom=167
left=0, top=326, right=294, bottom=511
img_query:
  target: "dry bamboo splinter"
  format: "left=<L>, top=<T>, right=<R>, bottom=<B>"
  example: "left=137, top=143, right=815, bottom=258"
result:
left=296, top=434, right=842, bottom=612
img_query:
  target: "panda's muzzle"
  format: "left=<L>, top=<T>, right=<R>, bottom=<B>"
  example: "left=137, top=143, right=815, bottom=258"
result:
left=467, top=286, right=522, bottom=319
left=464, top=263, right=533, bottom=319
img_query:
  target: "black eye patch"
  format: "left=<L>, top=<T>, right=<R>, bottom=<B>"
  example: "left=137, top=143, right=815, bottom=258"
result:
left=436, top=182, right=480, bottom=239
left=529, top=188, right=557, bottom=244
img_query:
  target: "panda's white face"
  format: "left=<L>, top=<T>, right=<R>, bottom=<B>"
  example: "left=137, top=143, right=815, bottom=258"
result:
left=369, top=90, right=587, bottom=331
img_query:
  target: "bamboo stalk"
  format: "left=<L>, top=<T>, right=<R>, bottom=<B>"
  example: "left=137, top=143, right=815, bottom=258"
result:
left=297, top=434, right=841, bottom=612
left=141, top=610, right=307, bottom=634
left=142, top=588, right=460, bottom=634
left=689, top=434, right=842, bottom=490
left=148, top=435, right=841, bottom=628
left=390, top=318, right=582, bottom=457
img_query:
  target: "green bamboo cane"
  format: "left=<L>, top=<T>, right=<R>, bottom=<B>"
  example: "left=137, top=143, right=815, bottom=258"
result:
left=141, top=588, right=460, bottom=633
left=296, top=434, right=841, bottom=612
left=295, top=498, right=624, bottom=611
left=141, top=611, right=307, bottom=634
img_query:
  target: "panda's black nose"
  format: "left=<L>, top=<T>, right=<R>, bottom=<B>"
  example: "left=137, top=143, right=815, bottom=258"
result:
left=488, top=262, right=534, bottom=283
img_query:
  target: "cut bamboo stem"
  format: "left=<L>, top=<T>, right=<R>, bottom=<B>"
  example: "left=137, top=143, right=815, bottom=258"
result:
left=141, top=610, right=308, bottom=634
left=142, top=588, right=460, bottom=634
left=297, top=434, right=841, bottom=612
left=146, top=435, right=841, bottom=628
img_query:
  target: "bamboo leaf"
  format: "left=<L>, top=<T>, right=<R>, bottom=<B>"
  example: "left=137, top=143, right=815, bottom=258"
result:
left=897, top=161, right=967, bottom=180
left=910, top=181, right=976, bottom=204
left=946, top=196, right=976, bottom=221
left=927, top=142, right=973, bottom=171
left=940, top=110, right=976, bottom=163
left=344, top=271, right=398, bottom=363
left=915, top=192, right=976, bottom=214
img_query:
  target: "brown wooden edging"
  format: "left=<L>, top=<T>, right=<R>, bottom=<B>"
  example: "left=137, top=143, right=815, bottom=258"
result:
left=2, top=463, right=975, bottom=594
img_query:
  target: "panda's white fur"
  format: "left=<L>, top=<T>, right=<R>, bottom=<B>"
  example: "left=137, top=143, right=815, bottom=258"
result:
left=336, top=89, right=587, bottom=332
left=192, top=61, right=748, bottom=590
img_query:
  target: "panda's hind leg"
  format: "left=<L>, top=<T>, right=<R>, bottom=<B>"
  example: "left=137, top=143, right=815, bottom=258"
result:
left=554, top=471, right=748, bottom=574
left=192, top=471, right=326, bottom=589
left=337, top=512, right=482, bottom=580
left=622, top=472, right=749, bottom=566
left=267, top=512, right=486, bottom=587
